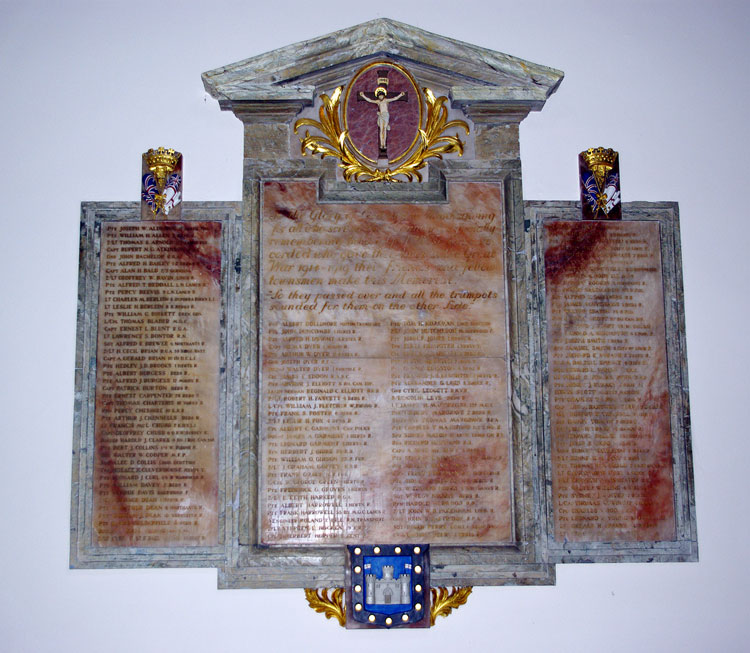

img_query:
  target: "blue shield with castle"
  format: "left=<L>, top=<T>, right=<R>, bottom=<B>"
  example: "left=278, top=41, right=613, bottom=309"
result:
left=364, top=556, right=412, bottom=614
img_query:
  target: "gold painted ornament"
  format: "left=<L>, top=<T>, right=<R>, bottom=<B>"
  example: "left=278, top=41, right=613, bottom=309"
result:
left=303, top=586, right=472, bottom=628
left=294, top=61, right=469, bottom=182
left=304, top=588, right=347, bottom=627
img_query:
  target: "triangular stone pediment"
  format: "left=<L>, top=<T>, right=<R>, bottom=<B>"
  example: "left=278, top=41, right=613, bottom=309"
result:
left=202, top=18, right=563, bottom=112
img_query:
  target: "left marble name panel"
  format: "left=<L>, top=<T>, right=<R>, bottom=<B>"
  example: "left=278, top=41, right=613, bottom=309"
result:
left=70, top=204, right=240, bottom=567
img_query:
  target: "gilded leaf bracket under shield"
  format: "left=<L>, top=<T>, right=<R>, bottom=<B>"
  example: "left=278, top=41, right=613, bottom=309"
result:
left=304, top=588, right=347, bottom=627
left=430, top=586, right=473, bottom=626
left=294, top=86, right=469, bottom=182
left=303, top=586, right=472, bottom=628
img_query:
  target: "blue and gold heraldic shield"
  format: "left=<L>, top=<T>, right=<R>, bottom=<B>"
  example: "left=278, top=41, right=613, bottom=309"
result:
left=347, top=544, right=430, bottom=628
left=364, top=555, right=412, bottom=614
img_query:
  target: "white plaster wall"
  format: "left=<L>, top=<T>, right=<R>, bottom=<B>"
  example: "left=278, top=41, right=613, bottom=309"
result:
left=1, top=1, right=747, bottom=650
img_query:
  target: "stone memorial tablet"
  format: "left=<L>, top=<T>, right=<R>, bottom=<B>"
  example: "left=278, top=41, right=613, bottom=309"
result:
left=70, top=200, right=239, bottom=568
left=528, top=201, right=697, bottom=562
left=93, top=221, right=221, bottom=547
left=259, top=180, right=511, bottom=545
left=544, top=220, right=674, bottom=543
left=70, top=18, right=698, bottom=625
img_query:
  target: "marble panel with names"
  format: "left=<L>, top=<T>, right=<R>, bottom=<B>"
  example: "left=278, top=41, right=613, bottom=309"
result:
left=92, top=221, right=221, bottom=547
left=260, top=181, right=512, bottom=545
left=544, top=220, right=675, bottom=543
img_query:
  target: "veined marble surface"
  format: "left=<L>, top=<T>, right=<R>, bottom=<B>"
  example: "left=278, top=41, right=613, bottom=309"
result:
left=259, top=181, right=512, bottom=545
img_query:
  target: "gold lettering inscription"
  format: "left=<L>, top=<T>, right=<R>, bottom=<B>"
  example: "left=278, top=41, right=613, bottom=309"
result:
left=93, top=222, right=221, bottom=547
left=260, top=181, right=512, bottom=544
left=545, top=221, right=675, bottom=542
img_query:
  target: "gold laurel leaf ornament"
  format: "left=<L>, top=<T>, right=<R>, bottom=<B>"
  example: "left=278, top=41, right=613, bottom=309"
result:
left=294, top=84, right=468, bottom=183
left=430, top=586, right=473, bottom=626
left=303, top=586, right=473, bottom=627
left=304, top=588, right=346, bottom=627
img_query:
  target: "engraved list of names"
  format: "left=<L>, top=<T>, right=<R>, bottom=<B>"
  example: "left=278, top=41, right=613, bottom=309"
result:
left=260, top=181, right=512, bottom=545
left=93, top=222, right=221, bottom=547
left=544, top=220, right=675, bottom=543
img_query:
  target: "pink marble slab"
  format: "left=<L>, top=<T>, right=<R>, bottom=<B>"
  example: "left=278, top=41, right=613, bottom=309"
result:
left=259, top=181, right=512, bottom=545
left=545, top=220, right=676, bottom=543
left=92, top=221, right=221, bottom=547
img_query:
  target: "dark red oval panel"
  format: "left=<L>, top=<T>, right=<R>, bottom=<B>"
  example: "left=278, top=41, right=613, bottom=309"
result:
left=345, top=64, right=420, bottom=163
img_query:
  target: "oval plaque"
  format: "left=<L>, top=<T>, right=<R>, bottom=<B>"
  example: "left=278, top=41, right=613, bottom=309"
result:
left=344, top=61, right=422, bottom=164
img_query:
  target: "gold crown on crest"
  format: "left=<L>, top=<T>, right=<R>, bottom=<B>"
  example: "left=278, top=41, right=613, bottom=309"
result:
left=145, top=147, right=180, bottom=188
left=581, top=147, right=618, bottom=190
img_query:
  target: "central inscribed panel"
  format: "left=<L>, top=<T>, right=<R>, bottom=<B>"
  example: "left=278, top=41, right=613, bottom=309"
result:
left=259, top=181, right=512, bottom=545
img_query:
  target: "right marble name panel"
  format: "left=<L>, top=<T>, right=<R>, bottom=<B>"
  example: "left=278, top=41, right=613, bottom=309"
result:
left=544, top=220, right=675, bottom=543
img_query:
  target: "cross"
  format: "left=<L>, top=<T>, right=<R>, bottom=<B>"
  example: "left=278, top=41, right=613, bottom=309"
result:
left=357, top=68, right=408, bottom=157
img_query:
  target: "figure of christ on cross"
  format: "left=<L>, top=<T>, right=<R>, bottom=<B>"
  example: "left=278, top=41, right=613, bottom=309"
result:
left=358, top=79, right=407, bottom=157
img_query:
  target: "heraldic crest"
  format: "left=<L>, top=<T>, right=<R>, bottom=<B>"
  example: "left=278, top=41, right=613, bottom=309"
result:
left=141, top=147, right=183, bottom=218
